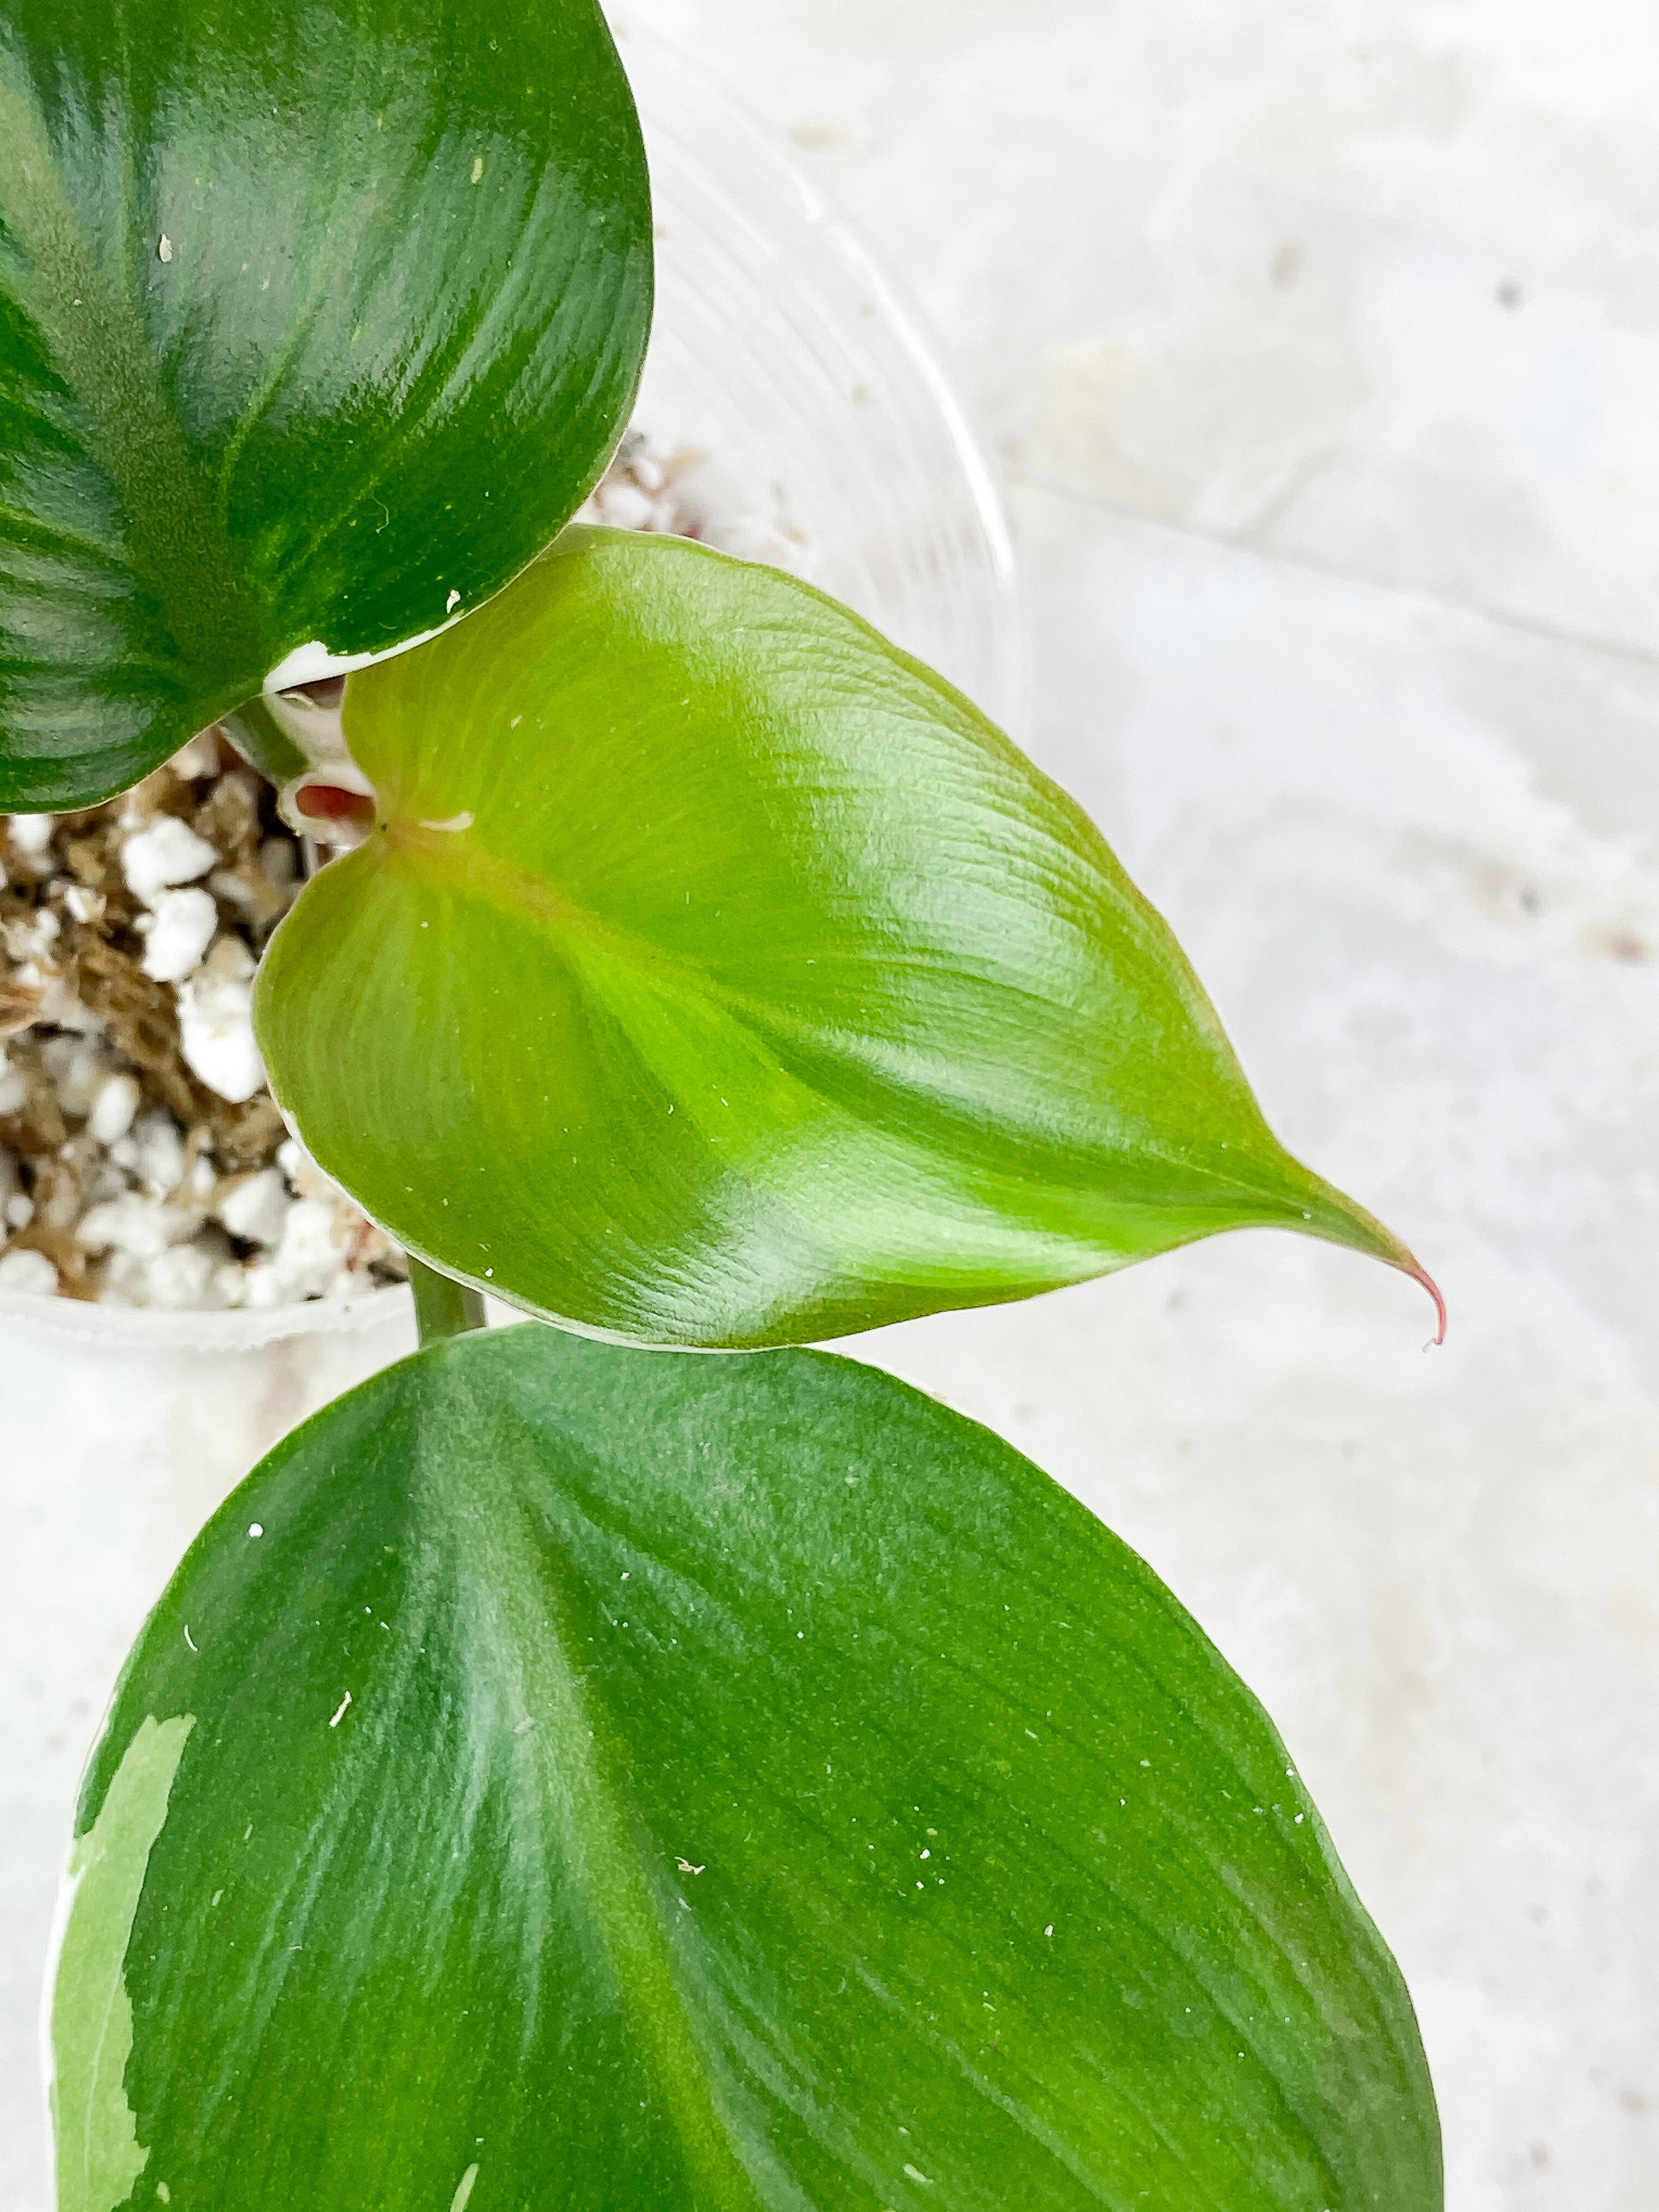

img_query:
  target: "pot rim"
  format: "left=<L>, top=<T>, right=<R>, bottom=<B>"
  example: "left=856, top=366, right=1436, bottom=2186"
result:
left=0, top=1278, right=411, bottom=1350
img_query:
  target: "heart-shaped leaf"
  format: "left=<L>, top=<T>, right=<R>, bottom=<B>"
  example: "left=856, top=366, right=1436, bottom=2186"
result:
left=256, top=528, right=1434, bottom=1350
left=53, top=1324, right=1440, bottom=2210
left=0, top=0, right=651, bottom=811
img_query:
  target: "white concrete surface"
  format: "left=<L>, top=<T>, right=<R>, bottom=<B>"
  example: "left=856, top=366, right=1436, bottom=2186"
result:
left=625, top=0, right=1659, bottom=663
left=623, top=7, right=1659, bottom=2205
left=5, top=6, right=1656, bottom=2207
left=868, top=497, right=1659, bottom=2212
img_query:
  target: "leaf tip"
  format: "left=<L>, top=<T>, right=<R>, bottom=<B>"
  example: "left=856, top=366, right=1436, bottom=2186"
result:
left=1288, top=1173, right=1445, bottom=1346
left=1398, top=1256, right=1448, bottom=1349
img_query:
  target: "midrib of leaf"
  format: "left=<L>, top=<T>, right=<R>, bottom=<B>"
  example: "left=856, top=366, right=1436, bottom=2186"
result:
left=436, top=1363, right=763, bottom=2210
left=382, top=816, right=588, bottom=929
left=0, top=71, right=268, bottom=693
left=376, top=819, right=1408, bottom=1266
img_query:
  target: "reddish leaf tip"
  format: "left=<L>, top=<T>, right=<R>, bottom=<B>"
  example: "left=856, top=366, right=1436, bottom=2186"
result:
left=1400, top=1260, right=1447, bottom=1349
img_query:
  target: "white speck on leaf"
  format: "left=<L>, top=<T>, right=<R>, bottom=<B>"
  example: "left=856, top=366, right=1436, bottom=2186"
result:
left=248, top=1524, right=263, bottom=1538
left=903, top=2166, right=933, bottom=2185
left=446, top=589, right=461, bottom=613
left=471, top=155, right=485, bottom=183
left=449, top=2165, right=480, bottom=2212
left=676, top=1858, right=705, bottom=1875
left=329, top=1693, right=351, bottom=1729
left=157, top=234, right=173, bottom=262
left=1045, top=1924, right=1054, bottom=1936
left=182, top=1626, right=197, bottom=1652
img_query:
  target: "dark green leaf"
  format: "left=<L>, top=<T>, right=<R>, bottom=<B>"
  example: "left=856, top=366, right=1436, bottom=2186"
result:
left=0, top=0, right=651, bottom=809
left=257, top=527, right=1432, bottom=1350
left=54, top=1325, right=1439, bottom=2210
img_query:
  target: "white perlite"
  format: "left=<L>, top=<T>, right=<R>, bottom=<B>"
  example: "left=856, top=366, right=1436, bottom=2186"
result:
left=0, top=1245, right=55, bottom=1294
left=142, top=886, right=218, bottom=982
left=121, top=815, right=218, bottom=905
left=243, top=1196, right=349, bottom=1307
left=214, top=1167, right=289, bottom=1247
left=176, top=938, right=265, bottom=1104
left=105, top=1243, right=232, bottom=1310
left=1, top=746, right=405, bottom=1307
left=76, top=1192, right=200, bottom=1263
left=3, top=906, right=58, bottom=964
left=39, top=1035, right=108, bottom=1117
left=87, top=1074, right=141, bottom=1146
left=125, top=1110, right=186, bottom=1197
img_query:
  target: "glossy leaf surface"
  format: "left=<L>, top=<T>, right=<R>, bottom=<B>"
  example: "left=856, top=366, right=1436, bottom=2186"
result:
left=0, top=0, right=650, bottom=809
left=258, top=528, right=1425, bottom=1349
left=55, top=1324, right=1440, bottom=2210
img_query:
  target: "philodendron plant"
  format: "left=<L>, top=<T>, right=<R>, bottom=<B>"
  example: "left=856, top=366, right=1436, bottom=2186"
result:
left=5, top=5, right=1446, bottom=2207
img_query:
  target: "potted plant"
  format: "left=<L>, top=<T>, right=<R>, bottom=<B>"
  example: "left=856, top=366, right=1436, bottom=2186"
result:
left=4, top=3, right=1443, bottom=2204
left=0, top=50, right=1028, bottom=2173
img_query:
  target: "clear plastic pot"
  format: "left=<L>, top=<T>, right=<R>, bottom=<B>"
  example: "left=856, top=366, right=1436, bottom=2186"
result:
left=0, top=33, right=1022, bottom=2202
left=616, top=24, right=1026, bottom=731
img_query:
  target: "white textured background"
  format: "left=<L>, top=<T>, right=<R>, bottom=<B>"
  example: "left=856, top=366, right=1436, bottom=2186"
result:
left=619, top=6, right=1659, bottom=2208
left=5, top=5, right=1656, bottom=2207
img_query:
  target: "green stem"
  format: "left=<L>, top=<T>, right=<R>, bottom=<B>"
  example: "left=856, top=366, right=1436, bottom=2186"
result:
left=410, top=1258, right=488, bottom=1346
left=221, top=696, right=309, bottom=783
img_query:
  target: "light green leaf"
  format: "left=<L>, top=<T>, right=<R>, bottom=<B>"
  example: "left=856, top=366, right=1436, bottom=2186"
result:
left=0, top=0, right=650, bottom=810
left=257, top=528, right=1435, bottom=1350
left=61, top=1324, right=1440, bottom=2211
left=50, top=1713, right=194, bottom=2212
